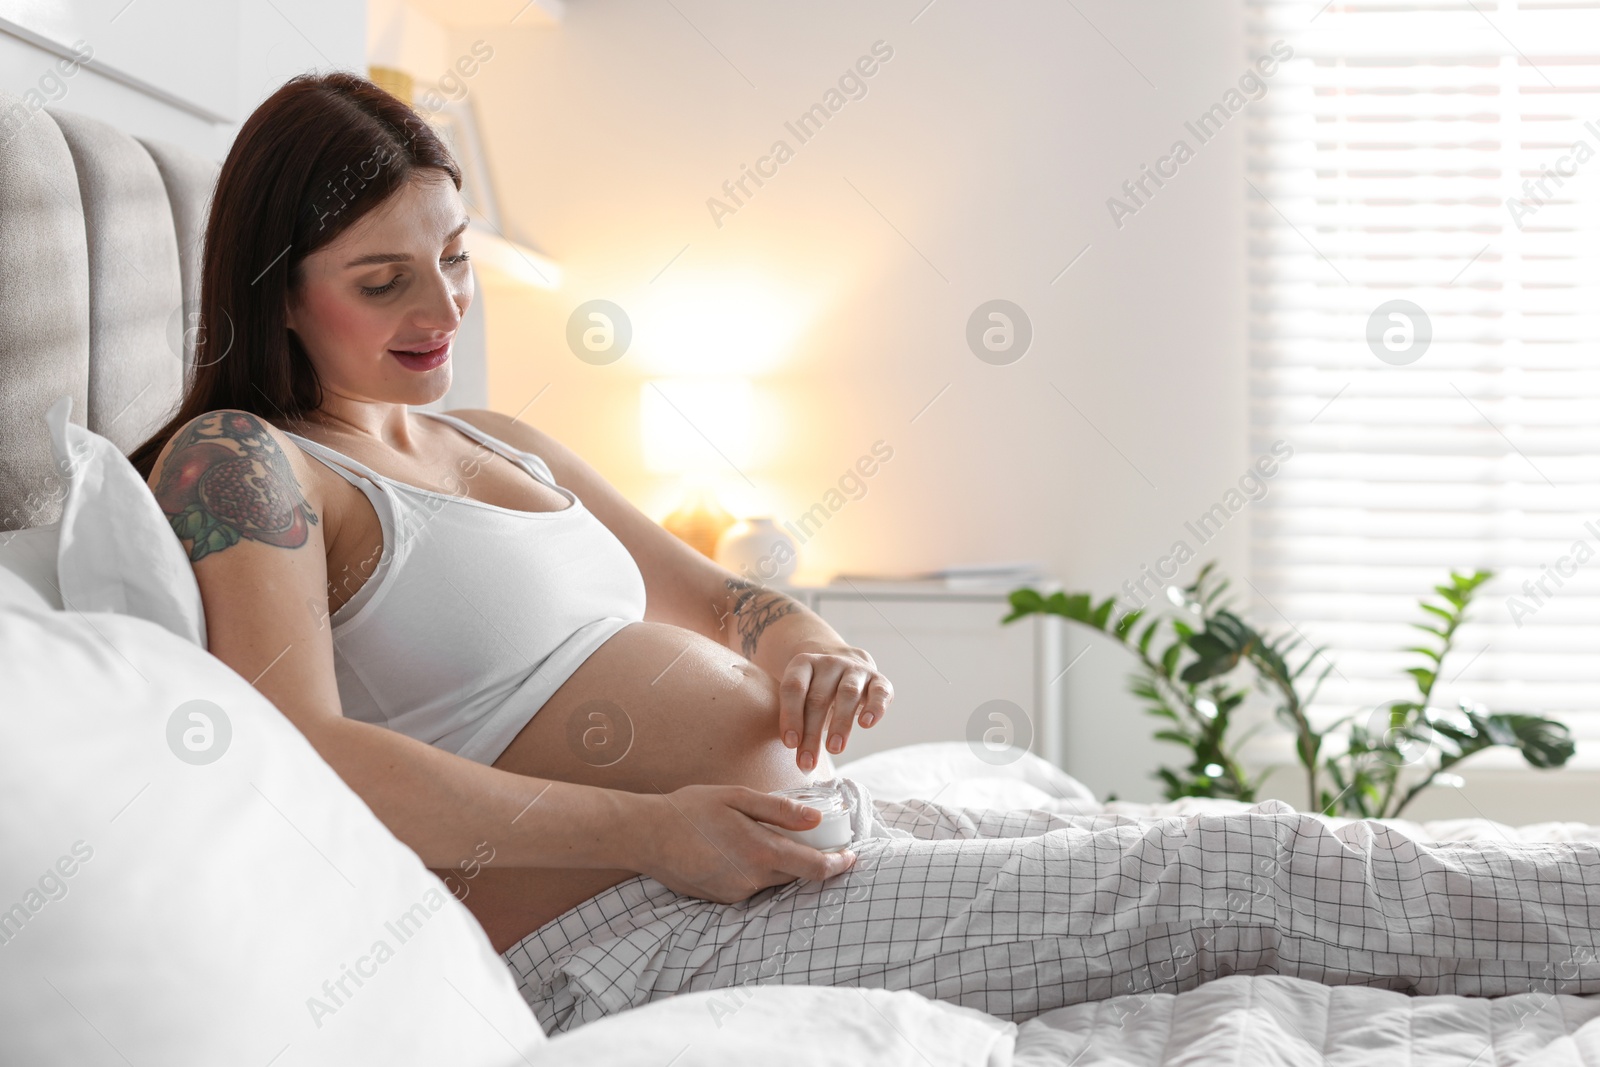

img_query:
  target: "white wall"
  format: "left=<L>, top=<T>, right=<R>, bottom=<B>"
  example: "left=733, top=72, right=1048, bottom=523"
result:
left=0, top=0, right=1264, bottom=804
left=449, top=1, right=1252, bottom=800
left=0, top=0, right=365, bottom=161
left=6, top=2, right=1558, bottom=816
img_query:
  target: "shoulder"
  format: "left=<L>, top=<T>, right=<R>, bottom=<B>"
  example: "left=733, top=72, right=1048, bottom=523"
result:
left=145, top=410, right=328, bottom=564
left=148, top=410, right=317, bottom=484
left=146, top=410, right=327, bottom=542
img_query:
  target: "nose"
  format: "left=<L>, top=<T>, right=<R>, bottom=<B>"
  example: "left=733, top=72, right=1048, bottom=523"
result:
left=415, top=260, right=468, bottom=334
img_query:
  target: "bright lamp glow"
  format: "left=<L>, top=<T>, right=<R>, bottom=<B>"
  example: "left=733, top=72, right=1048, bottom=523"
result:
left=635, top=274, right=808, bottom=376
left=640, top=377, right=755, bottom=478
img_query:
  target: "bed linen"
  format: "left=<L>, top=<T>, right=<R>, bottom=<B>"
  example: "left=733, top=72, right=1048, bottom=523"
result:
left=539, top=971, right=1600, bottom=1066
left=1011, top=971, right=1600, bottom=1066
left=40, top=393, right=207, bottom=646
left=524, top=751, right=1600, bottom=1064
left=505, top=774, right=1600, bottom=1041
left=0, top=598, right=547, bottom=1064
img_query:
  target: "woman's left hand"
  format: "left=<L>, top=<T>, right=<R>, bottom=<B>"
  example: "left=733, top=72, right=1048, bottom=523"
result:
left=777, top=641, right=894, bottom=772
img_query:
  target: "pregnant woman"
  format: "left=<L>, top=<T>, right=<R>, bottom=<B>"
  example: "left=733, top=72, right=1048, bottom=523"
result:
left=132, top=72, right=1600, bottom=1034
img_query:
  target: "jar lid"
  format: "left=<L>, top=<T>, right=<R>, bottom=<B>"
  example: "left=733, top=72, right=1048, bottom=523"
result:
left=770, top=783, right=848, bottom=815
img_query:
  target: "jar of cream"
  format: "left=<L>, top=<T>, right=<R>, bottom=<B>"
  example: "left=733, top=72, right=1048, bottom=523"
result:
left=767, top=784, right=854, bottom=853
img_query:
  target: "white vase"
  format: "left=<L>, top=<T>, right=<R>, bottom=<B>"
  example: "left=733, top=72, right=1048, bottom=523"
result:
left=715, top=517, right=799, bottom=582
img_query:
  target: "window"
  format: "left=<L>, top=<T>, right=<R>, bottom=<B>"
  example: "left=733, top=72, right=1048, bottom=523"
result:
left=1247, top=1, right=1600, bottom=755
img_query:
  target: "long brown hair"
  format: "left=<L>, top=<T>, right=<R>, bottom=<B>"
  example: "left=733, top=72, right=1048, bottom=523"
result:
left=129, top=72, right=462, bottom=480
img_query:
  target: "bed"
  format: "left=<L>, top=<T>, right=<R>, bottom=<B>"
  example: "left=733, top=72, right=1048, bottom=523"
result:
left=4, top=90, right=1599, bottom=1067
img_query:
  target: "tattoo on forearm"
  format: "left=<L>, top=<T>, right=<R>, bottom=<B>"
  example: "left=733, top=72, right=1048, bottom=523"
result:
left=154, top=411, right=319, bottom=562
left=723, top=577, right=799, bottom=658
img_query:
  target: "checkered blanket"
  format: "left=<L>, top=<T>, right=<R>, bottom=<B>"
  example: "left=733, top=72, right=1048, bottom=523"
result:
left=501, top=779, right=1600, bottom=1035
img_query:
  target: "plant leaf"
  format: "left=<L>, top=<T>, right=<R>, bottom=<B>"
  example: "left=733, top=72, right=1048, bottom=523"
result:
left=1114, top=609, right=1144, bottom=642
left=1138, top=618, right=1162, bottom=657
left=1061, top=593, right=1094, bottom=624
left=1404, top=667, right=1436, bottom=694
left=1419, top=603, right=1455, bottom=625
left=1485, top=713, right=1577, bottom=769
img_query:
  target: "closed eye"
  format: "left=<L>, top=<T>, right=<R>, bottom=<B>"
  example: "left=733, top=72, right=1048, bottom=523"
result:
left=361, top=252, right=471, bottom=297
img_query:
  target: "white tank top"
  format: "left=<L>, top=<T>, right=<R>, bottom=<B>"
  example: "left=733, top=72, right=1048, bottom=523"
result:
left=279, top=411, right=647, bottom=765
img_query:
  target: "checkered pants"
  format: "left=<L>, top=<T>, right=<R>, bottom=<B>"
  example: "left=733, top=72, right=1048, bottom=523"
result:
left=499, top=779, right=1600, bottom=1035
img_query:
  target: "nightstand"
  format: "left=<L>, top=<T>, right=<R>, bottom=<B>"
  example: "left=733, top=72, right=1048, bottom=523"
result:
left=775, top=578, right=1067, bottom=767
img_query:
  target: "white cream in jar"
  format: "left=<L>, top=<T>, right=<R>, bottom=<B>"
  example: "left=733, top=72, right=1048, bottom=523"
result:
left=767, top=784, right=854, bottom=852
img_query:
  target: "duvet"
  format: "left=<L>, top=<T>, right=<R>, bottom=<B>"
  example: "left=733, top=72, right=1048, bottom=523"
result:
left=531, top=749, right=1600, bottom=1065
left=510, top=761, right=1600, bottom=1044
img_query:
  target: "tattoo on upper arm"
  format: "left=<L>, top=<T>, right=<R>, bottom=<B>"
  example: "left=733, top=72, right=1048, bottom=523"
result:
left=722, top=577, right=799, bottom=658
left=153, top=411, right=320, bottom=563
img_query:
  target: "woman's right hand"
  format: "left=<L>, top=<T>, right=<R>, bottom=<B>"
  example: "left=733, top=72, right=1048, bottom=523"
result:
left=631, top=785, right=857, bottom=904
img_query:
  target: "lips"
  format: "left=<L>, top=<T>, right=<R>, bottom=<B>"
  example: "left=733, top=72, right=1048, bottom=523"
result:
left=389, top=339, right=452, bottom=371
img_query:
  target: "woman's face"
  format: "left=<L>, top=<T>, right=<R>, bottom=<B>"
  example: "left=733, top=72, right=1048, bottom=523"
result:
left=285, top=171, right=474, bottom=409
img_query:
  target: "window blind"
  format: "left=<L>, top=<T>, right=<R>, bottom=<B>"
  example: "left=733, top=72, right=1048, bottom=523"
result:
left=1246, top=0, right=1600, bottom=758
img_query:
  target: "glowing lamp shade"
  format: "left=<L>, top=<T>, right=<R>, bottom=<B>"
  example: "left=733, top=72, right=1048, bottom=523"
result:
left=635, top=277, right=806, bottom=377
left=640, top=377, right=755, bottom=481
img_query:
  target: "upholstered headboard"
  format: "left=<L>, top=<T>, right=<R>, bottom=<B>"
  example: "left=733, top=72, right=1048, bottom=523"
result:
left=0, top=90, right=218, bottom=532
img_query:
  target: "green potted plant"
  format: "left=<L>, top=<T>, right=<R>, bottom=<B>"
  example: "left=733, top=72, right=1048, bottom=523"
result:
left=1003, top=564, right=1575, bottom=818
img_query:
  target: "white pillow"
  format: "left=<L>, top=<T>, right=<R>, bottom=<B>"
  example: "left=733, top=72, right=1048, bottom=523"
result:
left=0, top=599, right=546, bottom=1064
left=838, top=740, right=1099, bottom=806
left=43, top=394, right=207, bottom=647
left=0, top=523, right=62, bottom=610
left=540, top=984, right=1015, bottom=1066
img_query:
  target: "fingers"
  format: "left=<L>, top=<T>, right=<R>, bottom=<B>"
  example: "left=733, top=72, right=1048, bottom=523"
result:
left=714, top=789, right=857, bottom=891
left=710, top=846, right=855, bottom=902
left=654, top=787, right=859, bottom=903
left=778, top=646, right=895, bottom=766
left=730, top=786, right=821, bottom=830
left=777, top=658, right=814, bottom=752
left=798, top=657, right=844, bottom=772
left=766, top=842, right=856, bottom=884
left=858, top=675, right=894, bottom=729
left=825, top=667, right=873, bottom=755
left=726, top=789, right=855, bottom=881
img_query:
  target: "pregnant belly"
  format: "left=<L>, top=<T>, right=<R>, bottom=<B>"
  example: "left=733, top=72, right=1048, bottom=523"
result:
left=464, top=622, right=817, bottom=950
left=491, top=620, right=814, bottom=795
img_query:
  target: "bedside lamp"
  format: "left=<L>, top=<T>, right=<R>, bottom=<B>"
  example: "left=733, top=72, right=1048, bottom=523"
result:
left=641, top=377, right=754, bottom=557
